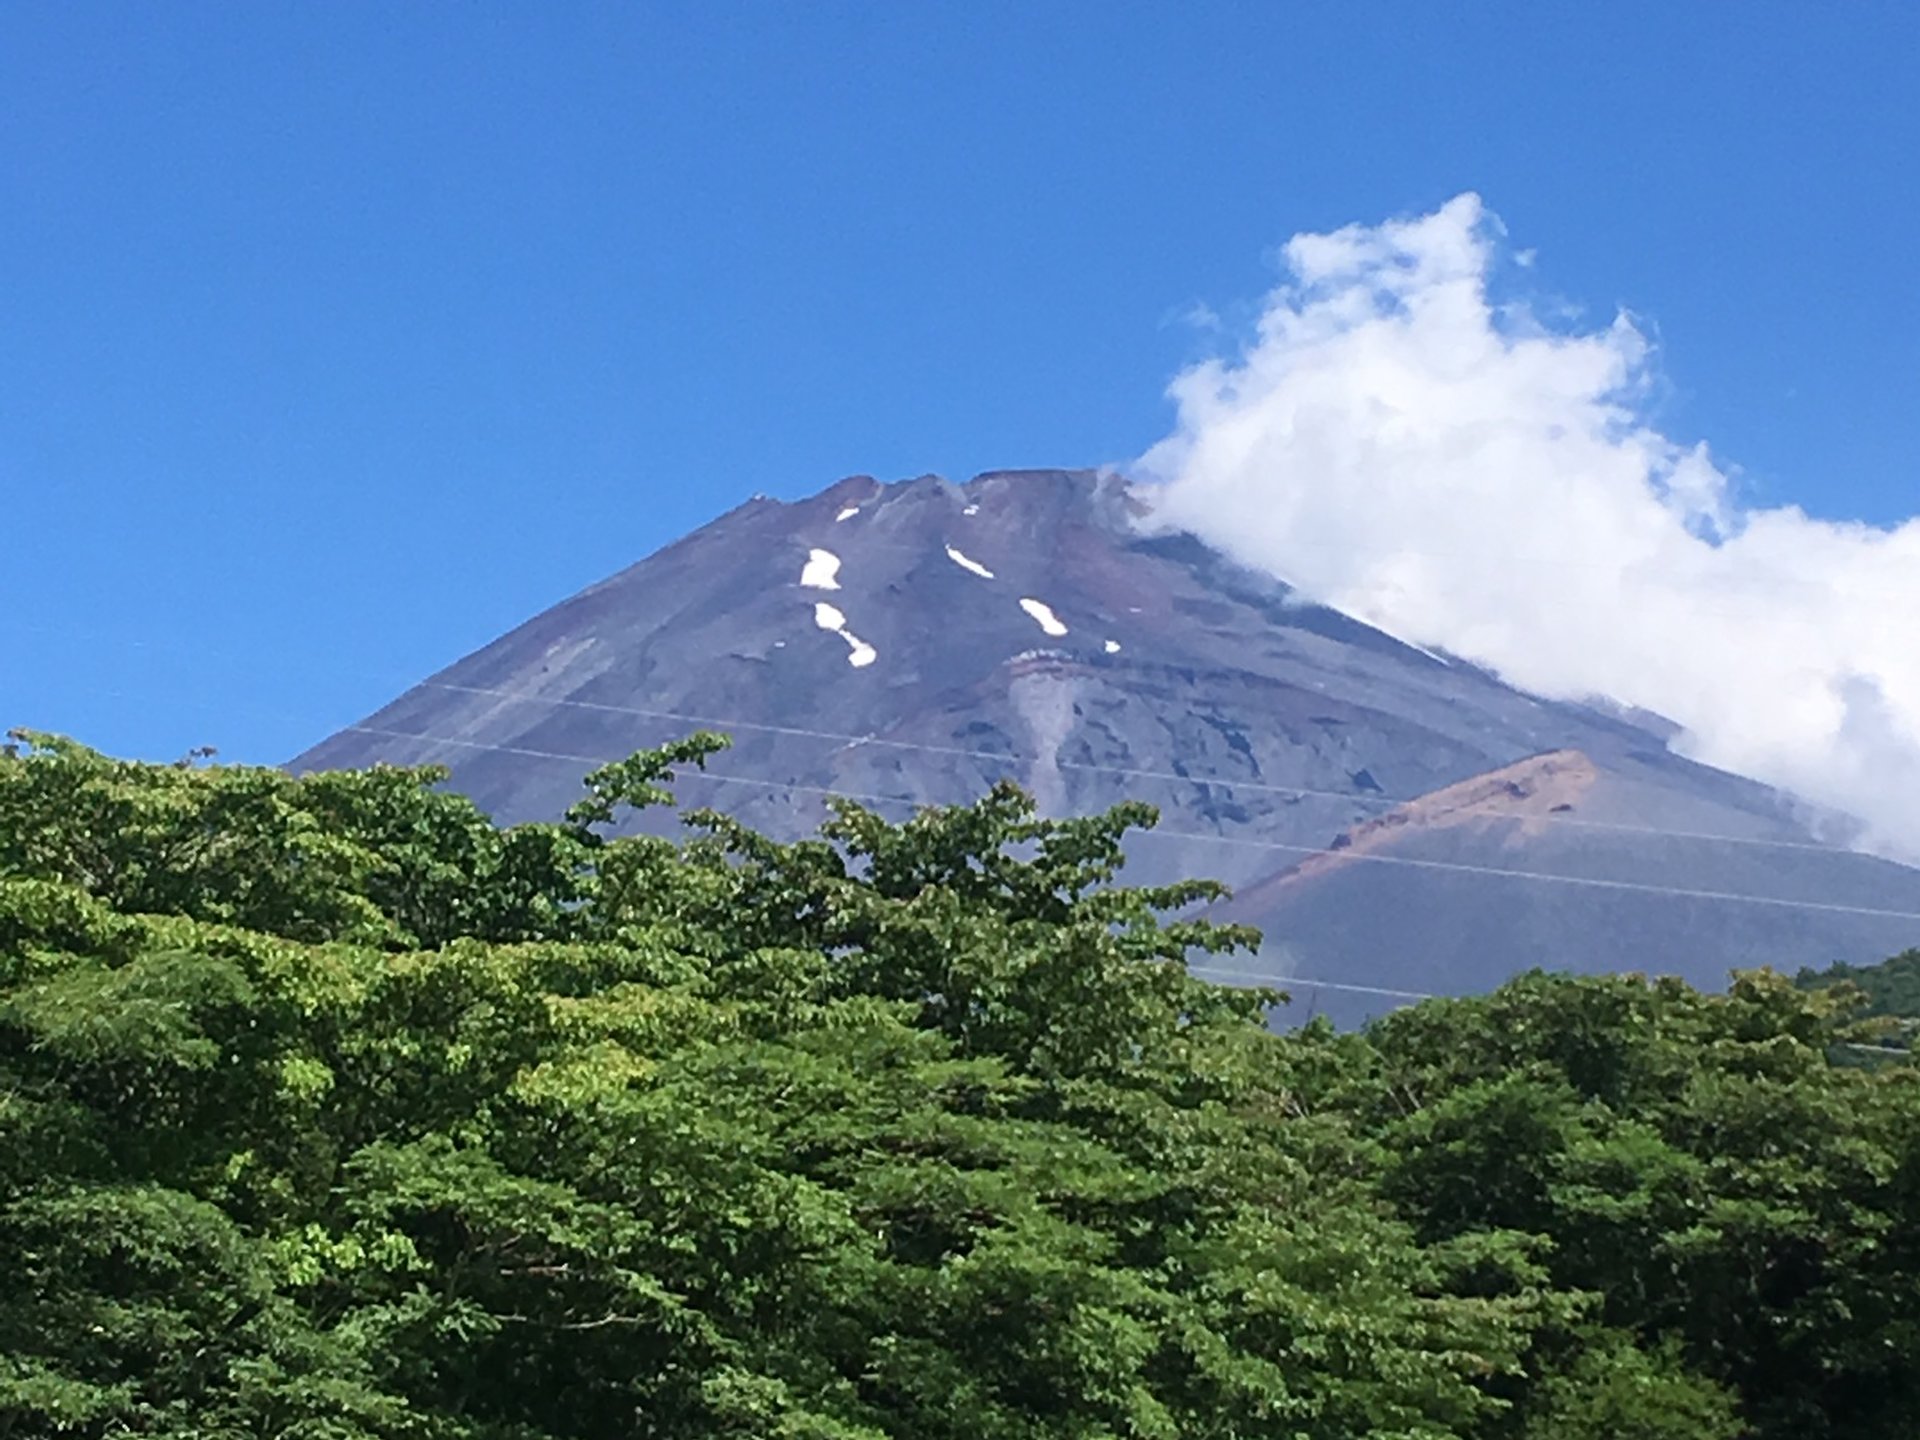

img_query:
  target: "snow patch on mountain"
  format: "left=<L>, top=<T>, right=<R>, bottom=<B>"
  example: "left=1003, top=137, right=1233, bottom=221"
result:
left=812, top=599, right=876, bottom=668
left=946, top=546, right=995, bottom=579
left=1019, top=598, right=1069, bottom=637
left=800, top=549, right=842, bottom=589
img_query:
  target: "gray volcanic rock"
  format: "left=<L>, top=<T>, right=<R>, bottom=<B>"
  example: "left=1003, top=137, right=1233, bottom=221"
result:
left=293, top=469, right=1920, bottom=1024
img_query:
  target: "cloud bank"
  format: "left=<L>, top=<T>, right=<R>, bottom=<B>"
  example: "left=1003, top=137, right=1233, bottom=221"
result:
left=1138, top=194, right=1920, bottom=860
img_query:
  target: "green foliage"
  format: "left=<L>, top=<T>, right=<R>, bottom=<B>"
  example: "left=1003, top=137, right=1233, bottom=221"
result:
left=1796, top=948, right=1920, bottom=1020
left=1796, top=949, right=1920, bottom=1060
left=2, top=729, right=1917, bottom=1438
left=1360, top=970, right=1920, bottom=1439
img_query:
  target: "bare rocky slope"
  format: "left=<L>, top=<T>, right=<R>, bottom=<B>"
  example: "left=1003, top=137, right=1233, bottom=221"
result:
left=294, top=469, right=1920, bottom=1024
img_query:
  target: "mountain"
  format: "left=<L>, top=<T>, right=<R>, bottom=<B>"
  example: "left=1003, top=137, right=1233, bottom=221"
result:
left=294, top=469, right=1920, bottom=1024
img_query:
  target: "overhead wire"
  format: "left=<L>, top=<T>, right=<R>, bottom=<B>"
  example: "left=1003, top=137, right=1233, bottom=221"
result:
left=1184, top=962, right=1914, bottom=1058
left=17, top=498, right=1920, bottom=1013
left=1184, top=965, right=1438, bottom=1001
left=15, top=660, right=1920, bottom=1013
left=11, top=552, right=1885, bottom=860
left=13, top=567, right=1874, bottom=860
left=316, top=723, right=1920, bottom=1035
left=402, top=679, right=1856, bottom=857
left=340, top=723, right=1920, bottom=923
left=16, top=515, right=1918, bottom=889
left=18, top=613, right=1920, bottom=925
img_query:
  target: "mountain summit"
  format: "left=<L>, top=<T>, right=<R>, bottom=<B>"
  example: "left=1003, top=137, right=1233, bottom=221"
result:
left=295, top=469, right=1920, bottom=1022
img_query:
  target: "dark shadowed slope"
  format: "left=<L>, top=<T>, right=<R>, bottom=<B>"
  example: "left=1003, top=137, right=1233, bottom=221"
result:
left=295, top=469, right=1920, bottom=1021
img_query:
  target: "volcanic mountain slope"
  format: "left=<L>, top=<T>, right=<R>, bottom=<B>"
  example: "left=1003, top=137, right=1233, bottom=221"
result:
left=295, top=469, right=1920, bottom=1024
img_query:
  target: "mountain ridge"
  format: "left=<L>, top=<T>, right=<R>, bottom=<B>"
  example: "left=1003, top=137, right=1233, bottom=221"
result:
left=295, top=468, right=1920, bottom=1022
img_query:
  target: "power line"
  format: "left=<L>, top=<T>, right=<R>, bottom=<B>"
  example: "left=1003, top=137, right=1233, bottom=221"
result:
left=1188, top=964, right=1918, bottom=1054
left=1185, top=964, right=1437, bottom=1001
left=14, top=670, right=1914, bottom=923
left=339, top=724, right=1920, bottom=924
left=10, top=688, right=1910, bottom=1017
left=326, top=724, right=1920, bottom=1029
left=340, top=725, right=920, bottom=811
left=406, top=679, right=1854, bottom=858
left=11, top=592, right=1881, bottom=859
left=1146, top=825, right=1920, bottom=922
left=330, top=728, right=1454, bottom=1006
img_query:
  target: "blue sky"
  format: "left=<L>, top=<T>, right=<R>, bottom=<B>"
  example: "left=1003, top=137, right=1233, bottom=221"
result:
left=4, top=2, right=1916, bottom=765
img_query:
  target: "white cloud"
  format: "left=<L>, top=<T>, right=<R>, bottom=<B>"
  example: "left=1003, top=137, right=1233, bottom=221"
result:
left=1138, top=193, right=1920, bottom=860
left=1168, top=300, right=1222, bottom=333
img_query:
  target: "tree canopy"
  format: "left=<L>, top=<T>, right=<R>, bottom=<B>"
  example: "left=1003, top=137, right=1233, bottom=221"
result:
left=1797, top=949, right=1920, bottom=1057
left=2, top=730, right=1917, bottom=1439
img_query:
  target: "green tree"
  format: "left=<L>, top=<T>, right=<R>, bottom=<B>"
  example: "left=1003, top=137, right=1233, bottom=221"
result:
left=4, top=730, right=1918, bottom=1438
left=1, top=733, right=1528, bottom=1438
left=1362, top=970, right=1920, bottom=1440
